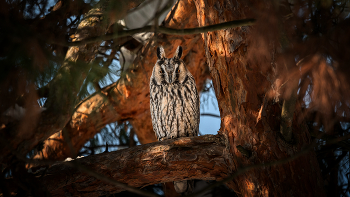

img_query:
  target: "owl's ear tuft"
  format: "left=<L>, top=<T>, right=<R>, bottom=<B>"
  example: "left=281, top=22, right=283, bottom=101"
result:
left=157, top=46, right=166, bottom=59
left=173, top=46, right=182, bottom=59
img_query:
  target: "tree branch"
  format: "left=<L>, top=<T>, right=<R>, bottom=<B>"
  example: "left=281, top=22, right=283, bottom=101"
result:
left=201, top=113, right=221, bottom=118
left=7, top=135, right=228, bottom=197
left=59, top=18, right=256, bottom=46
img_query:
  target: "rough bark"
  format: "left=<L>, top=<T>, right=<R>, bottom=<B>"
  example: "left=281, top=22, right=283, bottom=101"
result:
left=193, top=0, right=325, bottom=196
left=5, top=135, right=229, bottom=197
left=34, top=0, right=209, bottom=161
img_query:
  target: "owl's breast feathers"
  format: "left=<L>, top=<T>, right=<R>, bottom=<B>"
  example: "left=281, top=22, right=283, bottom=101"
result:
left=150, top=75, right=199, bottom=140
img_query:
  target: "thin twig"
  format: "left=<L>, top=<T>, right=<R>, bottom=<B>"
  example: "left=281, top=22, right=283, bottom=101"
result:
left=200, top=113, right=221, bottom=118
left=83, top=144, right=128, bottom=149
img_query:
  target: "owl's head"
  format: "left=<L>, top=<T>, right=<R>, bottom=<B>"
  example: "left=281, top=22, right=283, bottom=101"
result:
left=152, top=46, right=189, bottom=85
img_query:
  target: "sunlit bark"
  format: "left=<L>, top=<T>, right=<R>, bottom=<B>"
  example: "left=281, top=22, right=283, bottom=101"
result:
left=193, top=0, right=325, bottom=196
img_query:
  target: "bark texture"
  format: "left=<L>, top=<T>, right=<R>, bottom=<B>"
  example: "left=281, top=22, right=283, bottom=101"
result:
left=193, top=0, right=325, bottom=196
left=6, top=135, right=229, bottom=197
left=33, top=0, right=209, bottom=161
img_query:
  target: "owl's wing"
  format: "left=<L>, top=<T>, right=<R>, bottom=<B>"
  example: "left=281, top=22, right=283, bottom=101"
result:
left=187, top=75, right=200, bottom=135
left=150, top=83, right=159, bottom=138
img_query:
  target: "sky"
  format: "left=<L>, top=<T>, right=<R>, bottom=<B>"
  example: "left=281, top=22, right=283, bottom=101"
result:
left=199, top=86, right=221, bottom=135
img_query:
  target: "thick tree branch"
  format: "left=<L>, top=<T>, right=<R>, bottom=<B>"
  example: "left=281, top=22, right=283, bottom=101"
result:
left=8, top=135, right=229, bottom=197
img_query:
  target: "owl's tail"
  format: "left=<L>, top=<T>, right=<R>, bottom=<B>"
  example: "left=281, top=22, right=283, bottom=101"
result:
left=174, top=180, right=194, bottom=195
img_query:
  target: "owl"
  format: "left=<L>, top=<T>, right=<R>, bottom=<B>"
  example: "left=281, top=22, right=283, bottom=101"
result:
left=149, top=46, right=199, bottom=194
left=150, top=45, right=200, bottom=141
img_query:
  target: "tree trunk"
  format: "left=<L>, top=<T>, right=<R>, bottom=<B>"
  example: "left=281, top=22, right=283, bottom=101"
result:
left=193, top=0, right=325, bottom=196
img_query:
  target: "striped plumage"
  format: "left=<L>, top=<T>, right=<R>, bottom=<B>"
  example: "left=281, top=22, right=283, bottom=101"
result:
left=149, top=46, right=199, bottom=194
left=150, top=46, right=199, bottom=141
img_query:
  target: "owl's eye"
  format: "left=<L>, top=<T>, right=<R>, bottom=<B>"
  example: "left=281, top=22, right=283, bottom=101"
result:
left=177, top=69, right=180, bottom=73
left=159, top=70, right=163, bottom=74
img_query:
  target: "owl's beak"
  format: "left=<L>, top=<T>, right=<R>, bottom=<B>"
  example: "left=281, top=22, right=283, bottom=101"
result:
left=165, top=66, right=173, bottom=83
left=168, top=74, right=172, bottom=83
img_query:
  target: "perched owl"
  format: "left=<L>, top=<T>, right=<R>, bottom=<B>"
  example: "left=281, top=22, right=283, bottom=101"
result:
left=150, top=45, right=200, bottom=194
left=150, top=46, right=200, bottom=140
